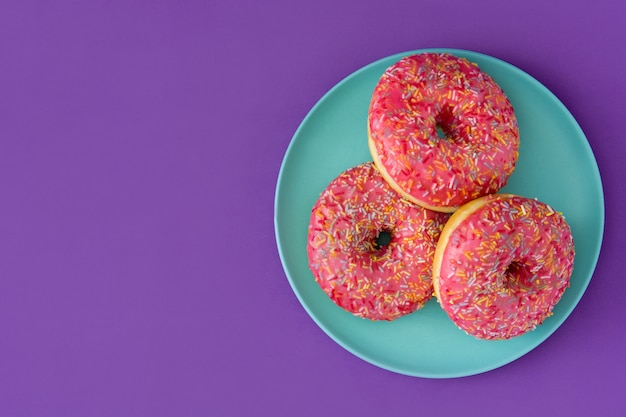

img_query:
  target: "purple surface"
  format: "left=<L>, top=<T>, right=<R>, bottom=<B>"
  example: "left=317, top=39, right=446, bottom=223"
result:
left=0, top=0, right=624, bottom=415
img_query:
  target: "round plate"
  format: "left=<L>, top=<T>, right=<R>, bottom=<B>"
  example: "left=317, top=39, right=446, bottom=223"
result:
left=274, top=48, right=604, bottom=378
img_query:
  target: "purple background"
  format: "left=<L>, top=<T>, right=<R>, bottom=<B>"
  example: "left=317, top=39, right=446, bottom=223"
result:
left=0, top=0, right=624, bottom=416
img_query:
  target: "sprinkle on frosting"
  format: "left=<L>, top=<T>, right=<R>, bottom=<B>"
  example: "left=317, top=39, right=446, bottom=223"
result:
left=307, top=162, right=450, bottom=321
left=368, top=53, right=520, bottom=211
left=434, top=194, right=575, bottom=340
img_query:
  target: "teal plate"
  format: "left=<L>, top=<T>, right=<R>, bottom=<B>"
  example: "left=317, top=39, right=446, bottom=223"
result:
left=274, top=48, right=604, bottom=378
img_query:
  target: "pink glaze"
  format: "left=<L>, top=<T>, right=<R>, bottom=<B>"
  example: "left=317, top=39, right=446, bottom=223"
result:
left=435, top=194, right=575, bottom=340
left=307, top=162, right=450, bottom=321
left=368, top=53, right=520, bottom=211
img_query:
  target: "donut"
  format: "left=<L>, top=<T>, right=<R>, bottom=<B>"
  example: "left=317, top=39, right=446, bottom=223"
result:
left=368, top=52, right=520, bottom=212
left=307, top=162, right=450, bottom=321
left=432, top=194, right=575, bottom=340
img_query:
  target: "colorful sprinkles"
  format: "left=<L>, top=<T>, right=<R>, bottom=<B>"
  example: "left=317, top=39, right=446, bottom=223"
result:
left=434, top=194, right=575, bottom=340
left=307, top=162, right=450, bottom=321
left=368, top=53, right=520, bottom=211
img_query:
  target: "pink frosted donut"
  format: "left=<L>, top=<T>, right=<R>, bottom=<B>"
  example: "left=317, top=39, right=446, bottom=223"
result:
left=368, top=52, right=520, bottom=213
left=432, top=194, right=575, bottom=340
left=307, top=162, right=450, bottom=321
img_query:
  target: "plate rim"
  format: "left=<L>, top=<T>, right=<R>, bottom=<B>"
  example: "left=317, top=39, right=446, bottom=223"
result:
left=274, top=47, right=605, bottom=378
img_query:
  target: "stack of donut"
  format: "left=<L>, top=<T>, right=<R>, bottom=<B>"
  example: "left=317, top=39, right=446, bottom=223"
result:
left=307, top=52, right=575, bottom=340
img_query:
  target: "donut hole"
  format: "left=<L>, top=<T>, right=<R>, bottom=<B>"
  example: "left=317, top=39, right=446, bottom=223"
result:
left=373, top=229, right=393, bottom=250
left=504, top=261, right=533, bottom=289
left=435, top=123, right=447, bottom=139
left=434, top=106, right=456, bottom=141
